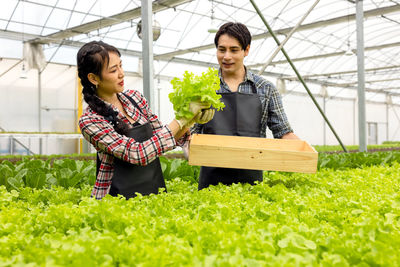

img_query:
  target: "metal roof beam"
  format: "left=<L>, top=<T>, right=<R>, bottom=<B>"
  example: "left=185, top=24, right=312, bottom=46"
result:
left=288, top=91, right=400, bottom=107
left=384, top=87, right=400, bottom=90
left=248, top=41, right=400, bottom=68
left=154, top=4, right=400, bottom=60
left=284, top=64, right=400, bottom=80
left=2, top=56, right=397, bottom=106
left=147, top=56, right=400, bottom=97
left=296, top=78, right=400, bottom=96
left=1, top=55, right=398, bottom=99
left=3, top=30, right=400, bottom=71
left=2, top=28, right=399, bottom=92
left=0, top=29, right=37, bottom=42
left=0, top=29, right=143, bottom=57
left=29, top=0, right=193, bottom=44
left=336, top=77, right=400, bottom=86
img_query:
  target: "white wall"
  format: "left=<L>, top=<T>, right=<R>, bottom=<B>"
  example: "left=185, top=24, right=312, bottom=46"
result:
left=0, top=60, right=77, bottom=133
left=388, top=105, right=400, bottom=142
left=282, top=94, right=400, bottom=146
left=282, top=94, right=357, bottom=146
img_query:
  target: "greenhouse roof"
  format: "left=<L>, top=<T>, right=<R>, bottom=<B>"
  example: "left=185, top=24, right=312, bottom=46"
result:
left=0, top=0, right=400, bottom=103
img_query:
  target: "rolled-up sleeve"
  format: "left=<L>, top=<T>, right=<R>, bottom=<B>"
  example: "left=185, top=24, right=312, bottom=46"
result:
left=266, top=85, right=293, bottom=138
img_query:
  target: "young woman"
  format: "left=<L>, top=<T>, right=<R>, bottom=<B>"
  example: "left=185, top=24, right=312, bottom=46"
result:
left=77, top=41, right=213, bottom=199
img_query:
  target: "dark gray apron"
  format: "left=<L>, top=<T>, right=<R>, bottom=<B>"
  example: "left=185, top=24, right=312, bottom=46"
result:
left=96, top=94, right=166, bottom=199
left=199, top=85, right=263, bottom=190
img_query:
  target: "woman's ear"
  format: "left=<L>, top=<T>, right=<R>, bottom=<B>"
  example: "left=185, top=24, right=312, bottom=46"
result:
left=87, top=73, right=99, bottom=87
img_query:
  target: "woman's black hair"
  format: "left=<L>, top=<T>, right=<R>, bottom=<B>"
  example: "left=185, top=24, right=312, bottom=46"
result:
left=77, top=41, right=130, bottom=135
left=214, top=22, right=252, bottom=50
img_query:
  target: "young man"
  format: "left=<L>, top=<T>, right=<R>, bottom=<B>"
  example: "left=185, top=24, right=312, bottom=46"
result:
left=192, top=22, right=299, bottom=190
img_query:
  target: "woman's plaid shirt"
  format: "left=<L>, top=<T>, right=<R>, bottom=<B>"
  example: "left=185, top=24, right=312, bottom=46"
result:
left=192, top=68, right=293, bottom=138
left=79, top=89, right=187, bottom=199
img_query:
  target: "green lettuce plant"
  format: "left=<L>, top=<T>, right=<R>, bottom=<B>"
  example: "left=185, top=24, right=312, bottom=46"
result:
left=169, top=68, right=225, bottom=120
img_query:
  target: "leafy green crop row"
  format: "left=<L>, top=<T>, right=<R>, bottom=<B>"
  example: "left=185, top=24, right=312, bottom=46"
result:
left=314, top=144, right=400, bottom=152
left=0, top=158, right=96, bottom=191
left=1, top=164, right=399, bottom=266
left=317, top=150, right=400, bottom=170
left=382, top=141, right=400, bottom=145
left=2, top=151, right=400, bottom=191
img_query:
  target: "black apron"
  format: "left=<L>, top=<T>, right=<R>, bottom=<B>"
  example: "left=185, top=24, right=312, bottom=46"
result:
left=199, top=85, right=263, bottom=189
left=96, top=94, right=166, bottom=199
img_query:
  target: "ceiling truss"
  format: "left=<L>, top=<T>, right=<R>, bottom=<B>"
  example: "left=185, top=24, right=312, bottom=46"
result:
left=0, top=0, right=399, bottom=103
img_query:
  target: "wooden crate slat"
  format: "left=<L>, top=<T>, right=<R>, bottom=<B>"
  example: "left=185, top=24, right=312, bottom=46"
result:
left=188, top=134, right=318, bottom=173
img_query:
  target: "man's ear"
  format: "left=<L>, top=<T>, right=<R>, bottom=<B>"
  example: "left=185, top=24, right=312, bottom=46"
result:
left=244, top=45, right=250, bottom=57
left=87, top=73, right=99, bottom=87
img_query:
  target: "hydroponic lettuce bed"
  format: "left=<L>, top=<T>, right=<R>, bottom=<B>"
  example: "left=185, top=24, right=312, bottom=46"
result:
left=0, top=162, right=399, bottom=266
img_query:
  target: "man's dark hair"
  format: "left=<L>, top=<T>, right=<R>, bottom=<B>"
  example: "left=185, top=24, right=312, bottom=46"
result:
left=214, top=22, right=252, bottom=50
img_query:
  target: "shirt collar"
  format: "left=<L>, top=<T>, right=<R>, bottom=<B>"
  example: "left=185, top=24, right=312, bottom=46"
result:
left=244, top=66, right=255, bottom=84
left=218, top=66, right=255, bottom=86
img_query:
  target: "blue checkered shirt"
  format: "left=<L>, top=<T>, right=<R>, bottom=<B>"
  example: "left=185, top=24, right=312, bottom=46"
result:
left=192, top=68, right=293, bottom=138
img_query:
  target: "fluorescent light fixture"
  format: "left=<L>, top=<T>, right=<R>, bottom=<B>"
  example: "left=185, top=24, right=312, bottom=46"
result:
left=20, top=62, right=28, bottom=79
left=344, top=41, right=354, bottom=56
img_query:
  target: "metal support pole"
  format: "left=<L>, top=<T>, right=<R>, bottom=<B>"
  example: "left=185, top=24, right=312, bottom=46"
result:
left=391, top=106, right=400, bottom=140
left=157, top=86, right=161, bottom=116
left=0, top=126, right=35, bottom=155
left=141, top=0, right=155, bottom=112
left=249, top=0, right=348, bottom=152
left=258, top=0, right=320, bottom=75
left=356, top=0, right=367, bottom=152
left=353, top=99, right=356, bottom=145
left=38, top=70, right=42, bottom=154
left=10, top=137, right=13, bottom=155
left=323, top=96, right=326, bottom=146
left=386, top=98, right=389, bottom=141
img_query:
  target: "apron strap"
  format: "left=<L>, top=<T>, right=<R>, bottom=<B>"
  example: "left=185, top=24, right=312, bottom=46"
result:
left=97, top=92, right=145, bottom=175
left=122, top=93, right=145, bottom=117
left=239, top=78, right=257, bottom=94
left=104, top=93, right=145, bottom=127
left=250, top=81, right=257, bottom=94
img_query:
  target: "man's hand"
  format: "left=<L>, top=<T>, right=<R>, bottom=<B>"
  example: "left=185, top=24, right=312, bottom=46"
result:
left=196, top=109, right=215, bottom=124
left=188, top=101, right=211, bottom=115
left=281, top=132, right=299, bottom=139
left=175, top=101, right=210, bottom=129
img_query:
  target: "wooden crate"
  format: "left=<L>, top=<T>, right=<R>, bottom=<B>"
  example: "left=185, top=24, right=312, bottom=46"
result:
left=188, top=134, right=318, bottom=173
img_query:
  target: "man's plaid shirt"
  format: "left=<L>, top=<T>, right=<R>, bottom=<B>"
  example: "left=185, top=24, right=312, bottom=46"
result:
left=192, top=68, right=293, bottom=138
left=79, top=89, right=188, bottom=199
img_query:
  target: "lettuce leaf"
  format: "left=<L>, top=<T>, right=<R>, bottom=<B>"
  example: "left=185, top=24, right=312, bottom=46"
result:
left=169, top=68, right=225, bottom=119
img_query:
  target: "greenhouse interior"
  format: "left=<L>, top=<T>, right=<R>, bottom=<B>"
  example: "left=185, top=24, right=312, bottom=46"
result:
left=1, top=0, right=400, bottom=266
left=0, top=0, right=399, bottom=154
